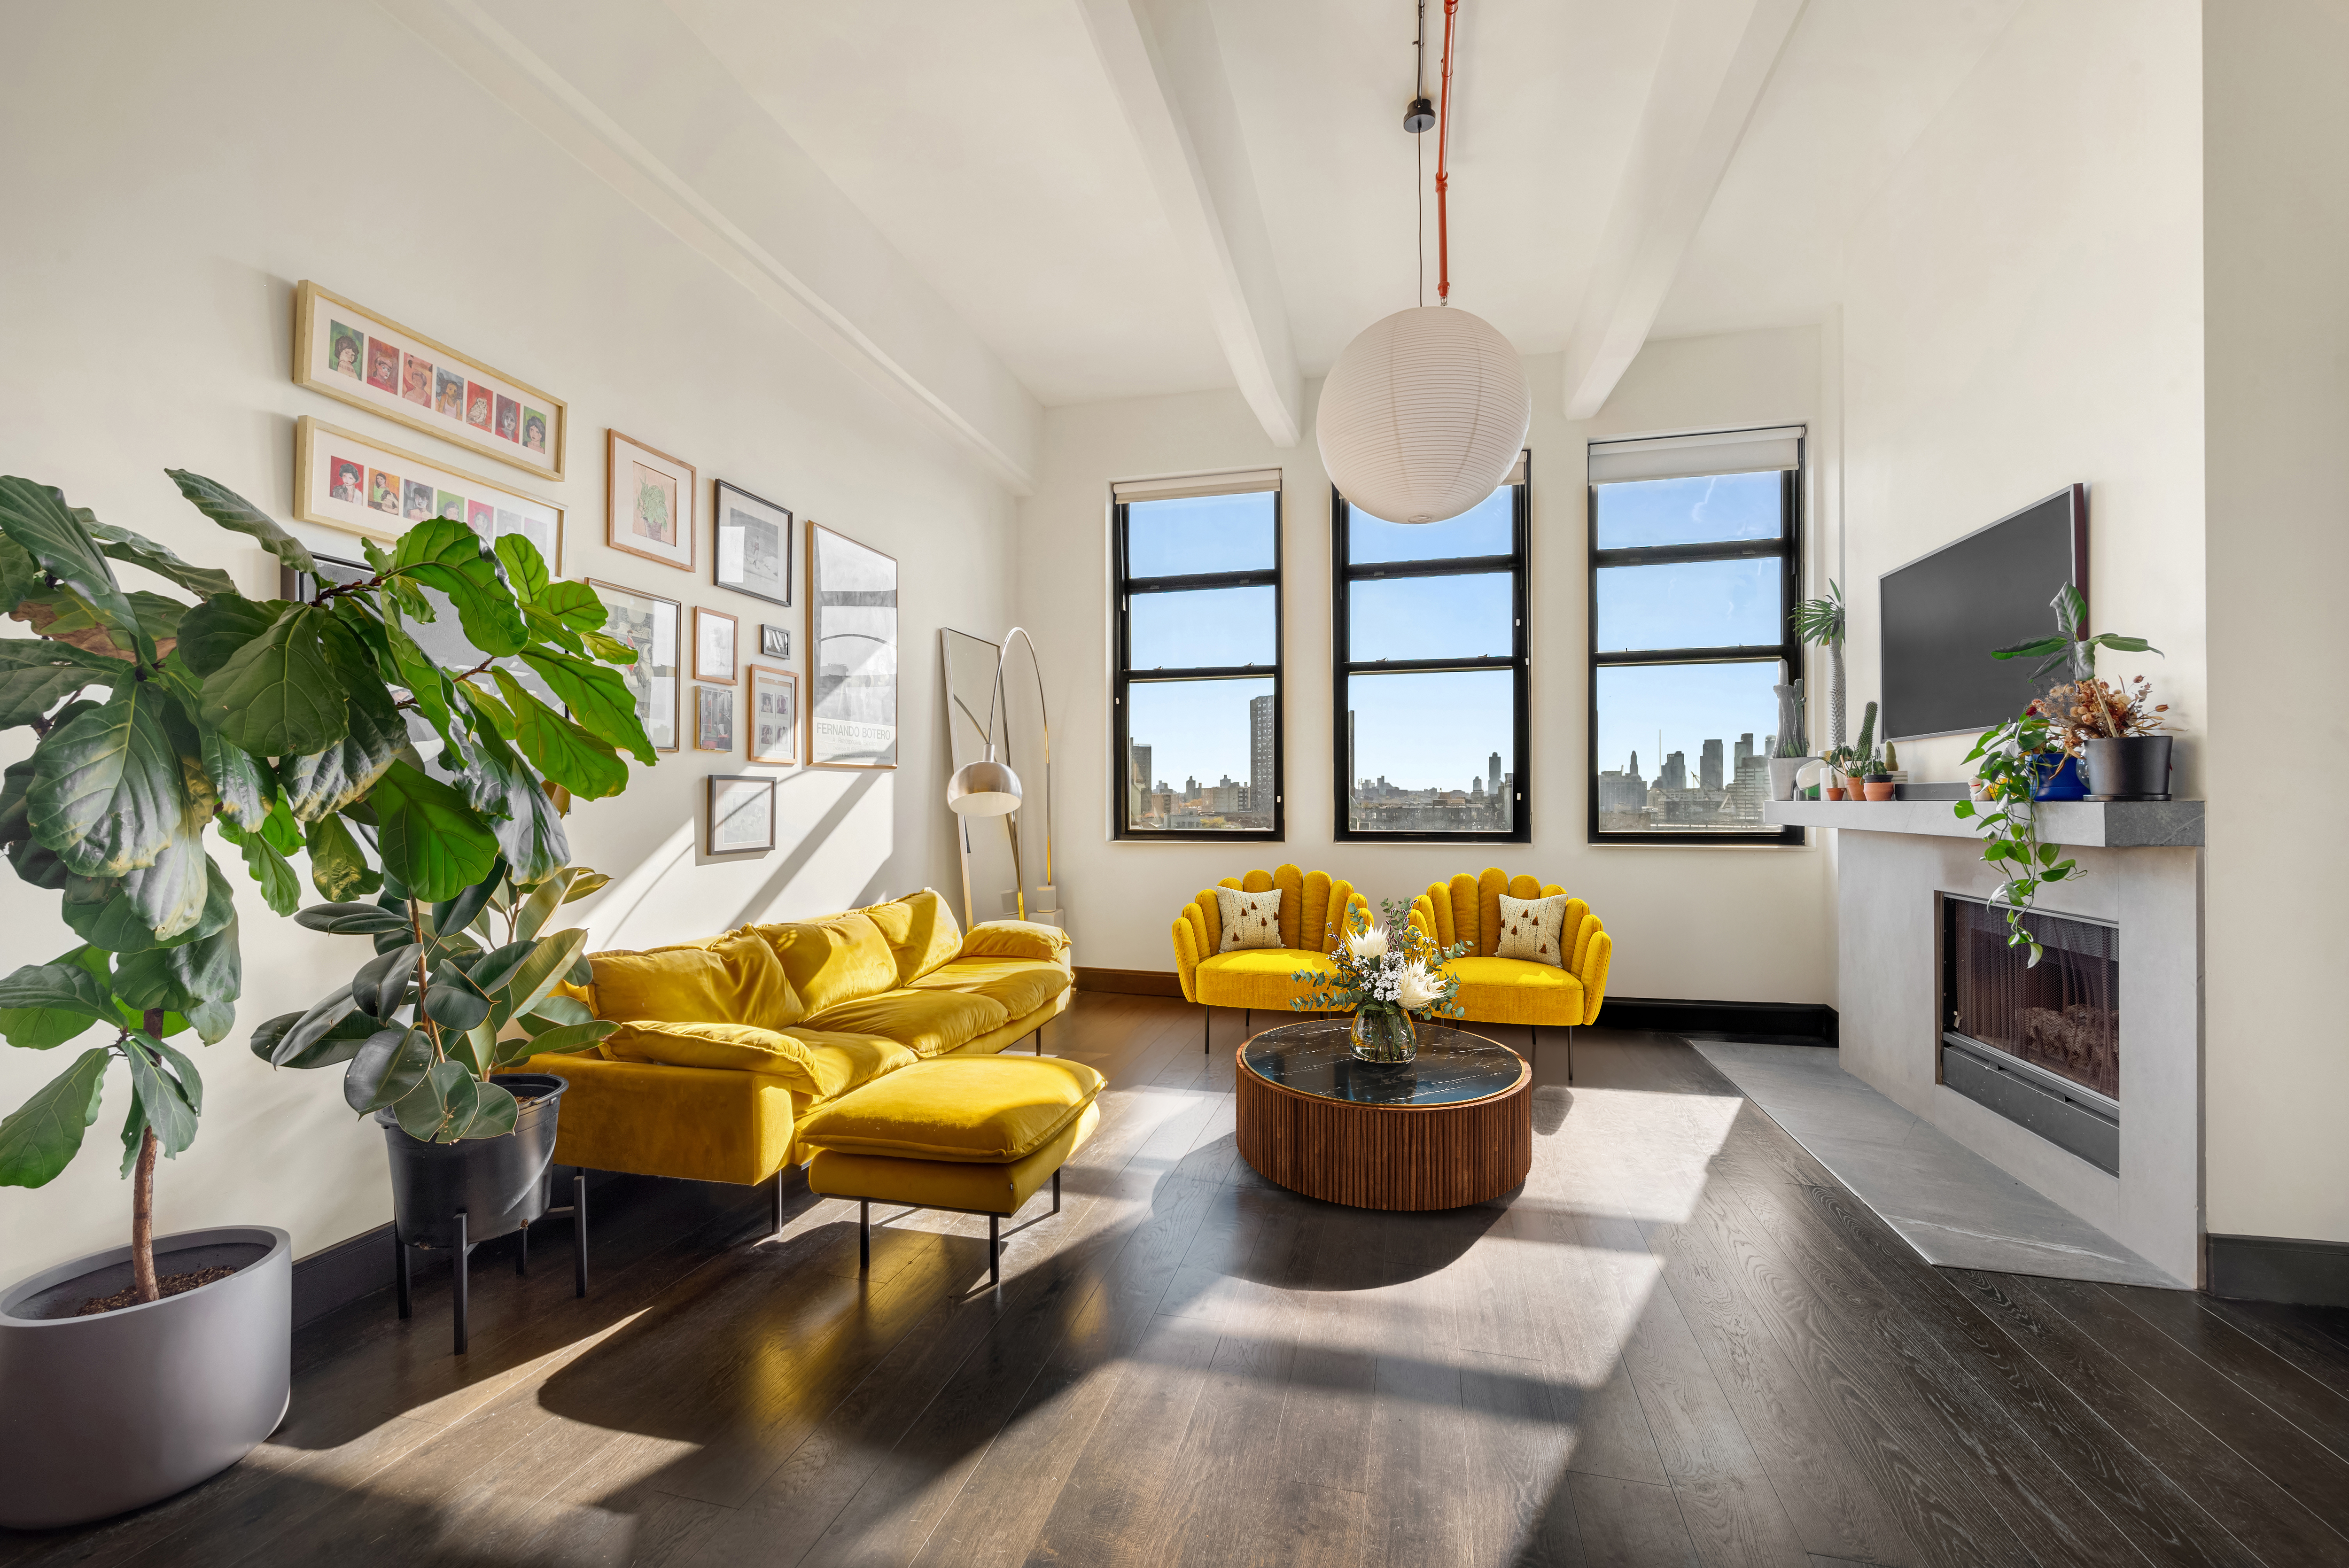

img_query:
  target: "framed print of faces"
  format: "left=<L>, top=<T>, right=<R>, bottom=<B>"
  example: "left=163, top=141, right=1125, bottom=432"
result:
left=294, top=281, right=565, bottom=481
left=747, top=665, right=798, bottom=766
left=706, top=775, right=776, bottom=855
left=607, top=430, right=696, bottom=572
left=714, top=480, right=792, bottom=606
left=294, top=417, right=562, bottom=570
left=693, top=606, right=738, bottom=685
left=694, top=685, right=734, bottom=752
left=807, top=521, right=897, bottom=768
left=590, top=580, right=680, bottom=753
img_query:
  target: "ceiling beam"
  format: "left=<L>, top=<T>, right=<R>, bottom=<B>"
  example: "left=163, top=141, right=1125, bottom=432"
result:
left=1561, top=0, right=1807, bottom=420
left=378, top=0, right=1041, bottom=493
left=1076, top=0, right=1303, bottom=447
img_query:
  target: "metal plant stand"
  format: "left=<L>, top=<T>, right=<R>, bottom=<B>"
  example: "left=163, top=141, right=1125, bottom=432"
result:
left=396, top=1171, right=589, bottom=1354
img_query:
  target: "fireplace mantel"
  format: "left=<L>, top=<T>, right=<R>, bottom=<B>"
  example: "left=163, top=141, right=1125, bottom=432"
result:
left=1763, top=798, right=2202, bottom=847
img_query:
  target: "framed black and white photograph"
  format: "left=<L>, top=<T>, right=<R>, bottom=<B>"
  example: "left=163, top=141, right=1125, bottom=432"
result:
left=760, top=623, right=790, bottom=660
left=693, top=605, right=738, bottom=685
left=747, top=664, right=799, bottom=766
left=714, top=480, right=792, bottom=606
left=589, top=580, right=680, bottom=753
left=807, top=520, right=897, bottom=768
left=705, top=774, right=776, bottom=855
left=694, top=684, right=734, bottom=752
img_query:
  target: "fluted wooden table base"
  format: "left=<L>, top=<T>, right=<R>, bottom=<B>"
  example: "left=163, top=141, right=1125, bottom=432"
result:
left=1234, top=1045, right=1532, bottom=1211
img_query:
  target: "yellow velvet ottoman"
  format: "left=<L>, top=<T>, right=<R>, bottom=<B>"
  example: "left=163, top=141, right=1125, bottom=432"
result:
left=798, top=1055, right=1105, bottom=1286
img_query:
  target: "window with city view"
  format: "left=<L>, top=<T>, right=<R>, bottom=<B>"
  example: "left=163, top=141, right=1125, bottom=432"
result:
left=1333, top=458, right=1529, bottom=842
left=1587, top=428, right=1803, bottom=845
left=1112, top=473, right=1282, bottom=840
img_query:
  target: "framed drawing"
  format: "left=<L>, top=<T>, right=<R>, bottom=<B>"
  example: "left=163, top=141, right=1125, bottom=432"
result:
left=693, top=685, right=734, bottom=752
left=293, top=281, right=566, bottom=481
left=692, top=605, right=738, bottom=685
left=607, top=430, right=696, bottom=572
left=706, top=775, right=776, bottom=855
left=294, top=416, right=562, bottom=570
left=760, top=623, right=790, bottom=660
left=590, top=580, right=680, bottom=753
left=807, top=521, right=897, bottom=768
left=714, top=480, right=792, bottom=605
left=747, top=665, right=799, bottom=766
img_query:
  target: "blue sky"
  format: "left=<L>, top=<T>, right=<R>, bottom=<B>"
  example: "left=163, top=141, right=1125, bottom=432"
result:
left=1122, top=472, right=1793, bottom=793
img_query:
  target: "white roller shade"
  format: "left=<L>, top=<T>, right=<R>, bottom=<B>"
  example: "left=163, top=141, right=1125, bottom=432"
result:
left=1587, top=426, right=1803, bottom=484
left=1112, top=468, right=1283, bottom=504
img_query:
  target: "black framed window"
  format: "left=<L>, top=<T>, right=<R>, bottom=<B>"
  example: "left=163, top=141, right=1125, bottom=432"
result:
left=1587, top=428, right=1803, bottom=845
left=1333, top=457, right=1529, bottom=842
left=1112, top=473, right=1283, bottom=840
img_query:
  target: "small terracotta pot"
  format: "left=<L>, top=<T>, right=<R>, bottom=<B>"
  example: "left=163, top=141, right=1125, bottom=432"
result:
left=1825, top=786, right=1848, bottom=801
left=1863, top=780, right=1896, bottom=801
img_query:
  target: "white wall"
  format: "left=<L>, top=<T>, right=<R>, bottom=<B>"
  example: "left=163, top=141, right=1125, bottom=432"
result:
left=1014, top=330, right=1836, bottom=1006
left=2202, top=0, right=2349, bottom=1248
left=0, top=0, right=1012, bottom=1278
left=1837, top=0, right=2208, bottom=793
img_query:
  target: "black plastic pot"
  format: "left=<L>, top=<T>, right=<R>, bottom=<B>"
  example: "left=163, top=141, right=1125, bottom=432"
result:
left=375, top=1074, right=567, bottom=1250
left=2083, top=735, right=2172, bottom=800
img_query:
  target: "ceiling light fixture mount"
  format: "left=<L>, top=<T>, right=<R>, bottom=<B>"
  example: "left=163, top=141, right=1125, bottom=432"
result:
left=1318, top=0, right=1530, bottom=527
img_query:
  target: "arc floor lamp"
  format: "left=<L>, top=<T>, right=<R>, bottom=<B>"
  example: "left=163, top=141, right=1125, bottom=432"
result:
left=947, top=626, right=1052, bottom=921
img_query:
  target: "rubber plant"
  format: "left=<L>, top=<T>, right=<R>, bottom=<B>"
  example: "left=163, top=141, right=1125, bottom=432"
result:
left=0, top=470, right=651, bottom=1304
left=257, top=863, right=620, bottom=1139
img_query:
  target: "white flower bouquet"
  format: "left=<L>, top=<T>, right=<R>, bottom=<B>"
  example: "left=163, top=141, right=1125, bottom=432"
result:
left=1291, top=896, right=1469, bottom=1030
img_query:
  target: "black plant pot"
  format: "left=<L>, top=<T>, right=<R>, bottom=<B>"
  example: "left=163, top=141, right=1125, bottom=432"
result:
left=375, top=1074, right=567, bottom=1250
left=2083, top=735, right=2173, bottom=801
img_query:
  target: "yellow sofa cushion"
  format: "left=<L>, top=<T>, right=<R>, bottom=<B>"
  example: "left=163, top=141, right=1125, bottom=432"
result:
left=796, top=1055, right=1105, bottom=1163
left=959, top=920, right=1071, bottom=963
left=753, top=910, right=900, bottom=1015
left=807, top=1101, right=1100, bottom=1215
left=586, top=930, right=802, bottom=1029
left=1193, top=948, right=1346, bottom=1011
left=1444, top=955, right=1586, bottom=1027
left=908, top=957, right=1072, bottom=1019
left=803, top=986, right=1011, bottom=1058
left=864, top=889, right=965, bottom=984
left=599, top=1018, right=915, bottom=1101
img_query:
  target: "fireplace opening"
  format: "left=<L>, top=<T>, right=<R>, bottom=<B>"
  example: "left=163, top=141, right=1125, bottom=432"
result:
left=1939, top=895, right=2119, bottom=1174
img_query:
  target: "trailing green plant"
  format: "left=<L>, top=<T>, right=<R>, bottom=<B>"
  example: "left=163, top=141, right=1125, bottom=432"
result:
left=1954, top=705, right=2075, bottom=965
left=0, top=469, right=652, bottom=1302
left=1991, top=584, right=2159, bottom=685
left=1793, top=580, right=1847, bottom=746
left=255, top=864, right=619, bottom=1141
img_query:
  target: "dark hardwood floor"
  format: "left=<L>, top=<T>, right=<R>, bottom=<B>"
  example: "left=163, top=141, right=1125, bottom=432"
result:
left=8, top=994, right=2348, bottom=1567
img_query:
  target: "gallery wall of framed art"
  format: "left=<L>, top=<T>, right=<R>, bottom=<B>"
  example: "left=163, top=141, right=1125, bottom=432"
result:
left=294, top=280, right=567, bottom=481
left=294, top=415, right=563, bottom=570
left=807, top=520, right=898, bottom=768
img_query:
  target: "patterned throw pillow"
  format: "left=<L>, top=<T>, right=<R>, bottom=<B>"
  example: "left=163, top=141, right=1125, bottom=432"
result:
left=1495, top=892, right=1569, bottom=967
left=1214, top=886, right=1284, bottom=952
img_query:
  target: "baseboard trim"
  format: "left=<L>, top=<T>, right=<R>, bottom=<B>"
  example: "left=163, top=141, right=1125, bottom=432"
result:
left=1594, top=996, right=1838, bottom=1046
left=1074, top=966, right=1183, bottom=997
left=2206, top=1233, right=2349, bottom=1308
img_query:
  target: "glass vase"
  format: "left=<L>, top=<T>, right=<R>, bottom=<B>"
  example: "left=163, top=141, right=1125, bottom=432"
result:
left=1350, top=1006, right=1418, bottom=1064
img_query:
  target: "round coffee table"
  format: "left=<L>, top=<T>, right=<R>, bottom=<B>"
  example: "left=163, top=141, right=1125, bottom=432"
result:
left=1234, top=1018, right=1532, bottom=1211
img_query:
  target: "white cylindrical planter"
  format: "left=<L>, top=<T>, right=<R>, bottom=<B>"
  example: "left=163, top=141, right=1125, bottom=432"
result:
left=0, top=1226, right=291, bottom=1529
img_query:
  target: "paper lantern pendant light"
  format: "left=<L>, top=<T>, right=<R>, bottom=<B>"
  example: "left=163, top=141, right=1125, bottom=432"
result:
left=1317, top=305, right=1531, bottom=525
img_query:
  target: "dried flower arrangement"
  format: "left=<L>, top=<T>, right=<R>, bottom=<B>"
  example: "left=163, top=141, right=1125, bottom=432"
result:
left=2042, top=675, right=2168, bottom=754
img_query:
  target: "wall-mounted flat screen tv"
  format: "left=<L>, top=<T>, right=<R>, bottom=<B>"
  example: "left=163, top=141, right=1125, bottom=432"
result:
left=1879, top=485, right=2085, bottom=741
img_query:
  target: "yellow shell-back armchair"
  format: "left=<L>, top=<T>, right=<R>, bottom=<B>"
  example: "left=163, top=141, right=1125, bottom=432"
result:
left=1171, top=865, right=1372, bottom=1052
left=1408, top=870, right=1611, bottom=1073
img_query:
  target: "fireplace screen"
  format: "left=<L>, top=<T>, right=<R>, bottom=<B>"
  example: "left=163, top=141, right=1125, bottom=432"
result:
left=1942, top=897, right=2118, bottom=1101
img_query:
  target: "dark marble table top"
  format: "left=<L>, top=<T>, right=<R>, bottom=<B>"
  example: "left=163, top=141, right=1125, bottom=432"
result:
left=1240, top=1017, right=1526, bottom=1107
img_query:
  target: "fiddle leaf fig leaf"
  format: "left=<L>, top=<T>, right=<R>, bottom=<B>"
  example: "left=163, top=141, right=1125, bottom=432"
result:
left=123, top=1035, right=199, bottom=1159
left=165, top=469, right=316, bottom=574
left=370, top=760, right=500, bottom=902
left=83, top=520, right=239, bottom=600
left=493, top=671, right=625, bottom=799
left=27, top=680, right=188, bottom=878
left=532, top=580, right=608, bottom=633
left=0, top=1048, right=111, bottom=1188
left=198, top=604, right=349, bottom=758
left=119, top=812, right=216, bottom=942
left=199, top=724, right=273, bottom=827
left=390, top=519, right=526, bottom=657
left=493, top=534, right=549, bottom=605
left=0, top=639, right=127, bottom=729
left=0, top=962, right=115, bottom=1048
left=304, top=813, right=377, bottom=901
left=493, top=771, right=572, bottom=885
left=174, top=595, right=278, bottom=679
left=516, top=649, right=653, bottom=763
left=0, top=478, right=140, bottom=649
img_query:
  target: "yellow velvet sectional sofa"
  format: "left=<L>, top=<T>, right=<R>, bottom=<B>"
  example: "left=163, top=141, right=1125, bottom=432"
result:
left=1408, top=869, right=1612, bottom=1030
left=516, top=890, right=1073, bottom=1189
left=1170, top=865, right=1371, bottom=1048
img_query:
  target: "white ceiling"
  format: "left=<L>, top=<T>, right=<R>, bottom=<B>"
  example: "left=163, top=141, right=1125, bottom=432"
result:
left=661, top=0, right=2023, bottom=411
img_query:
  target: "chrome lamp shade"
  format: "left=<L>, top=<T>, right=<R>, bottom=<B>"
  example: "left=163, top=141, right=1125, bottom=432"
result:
left=948, top=757, right=1023, bottom=816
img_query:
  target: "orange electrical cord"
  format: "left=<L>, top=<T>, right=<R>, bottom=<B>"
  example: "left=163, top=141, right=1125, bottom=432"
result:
left=1435, top=0, right=1458, bottom=303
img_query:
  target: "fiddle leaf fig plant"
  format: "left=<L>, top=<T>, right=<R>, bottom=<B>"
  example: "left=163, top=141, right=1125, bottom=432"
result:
left=0, top=469, right=650, bottom=1304
left=254, top=863, right=619, bottom=1143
